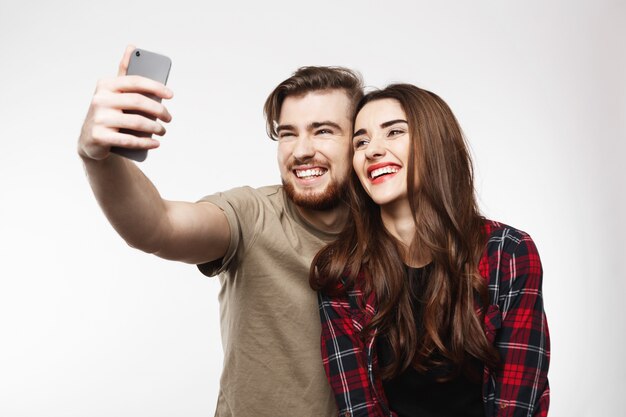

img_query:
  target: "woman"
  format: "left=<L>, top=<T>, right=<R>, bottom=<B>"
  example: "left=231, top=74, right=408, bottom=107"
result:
left=310, top=84, right=550, bottom=417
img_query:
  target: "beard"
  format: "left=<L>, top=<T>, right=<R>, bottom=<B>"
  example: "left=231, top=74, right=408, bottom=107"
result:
left=282, top=176, right=347, bottom=211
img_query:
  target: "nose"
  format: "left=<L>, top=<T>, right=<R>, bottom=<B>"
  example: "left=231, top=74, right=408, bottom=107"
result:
left=292, top=134, right=315, bottom=161
left=364, top=136, right=385, bottom=160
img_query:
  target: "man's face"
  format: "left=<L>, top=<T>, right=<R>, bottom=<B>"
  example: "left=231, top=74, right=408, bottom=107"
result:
left=276, top=90, right=353, bottom=211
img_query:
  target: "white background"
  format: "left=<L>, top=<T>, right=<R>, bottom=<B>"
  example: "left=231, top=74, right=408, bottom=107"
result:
left=1, top=1, right=624, bottom=416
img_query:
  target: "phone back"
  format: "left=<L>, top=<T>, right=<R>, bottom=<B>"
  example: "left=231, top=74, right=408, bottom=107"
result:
left=127, top=49, right=171, bottom=85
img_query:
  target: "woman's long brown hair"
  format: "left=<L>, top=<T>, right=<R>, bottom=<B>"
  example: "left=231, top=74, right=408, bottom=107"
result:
left=310, top=84, right=499, bottom=379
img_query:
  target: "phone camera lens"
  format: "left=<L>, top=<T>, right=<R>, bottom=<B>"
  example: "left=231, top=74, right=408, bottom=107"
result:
left=135, top=50, right=141, bottom=57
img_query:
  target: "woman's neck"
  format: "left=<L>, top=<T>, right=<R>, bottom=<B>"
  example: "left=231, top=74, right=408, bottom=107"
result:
left=380, top=201, right=431, bottom=268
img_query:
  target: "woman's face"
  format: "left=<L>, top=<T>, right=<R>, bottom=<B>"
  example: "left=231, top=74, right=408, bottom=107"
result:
left=352, top=98, right=412, bottom=208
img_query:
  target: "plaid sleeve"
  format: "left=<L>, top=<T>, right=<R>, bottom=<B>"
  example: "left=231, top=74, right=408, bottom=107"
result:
left=318, top=290, right=388, bottom=417
left=485, top=230, right=550, bottom=417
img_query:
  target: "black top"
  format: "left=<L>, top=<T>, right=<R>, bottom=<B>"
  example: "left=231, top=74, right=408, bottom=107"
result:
left=376, top=265, right=484, bottom=417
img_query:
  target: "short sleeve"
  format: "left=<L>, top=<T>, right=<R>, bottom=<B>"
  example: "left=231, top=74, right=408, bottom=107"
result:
left=196, top=187, right=262, bottom=277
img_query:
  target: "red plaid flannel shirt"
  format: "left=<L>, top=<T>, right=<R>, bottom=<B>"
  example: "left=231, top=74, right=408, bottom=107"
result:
left=318, top=220, right=550, bottom=417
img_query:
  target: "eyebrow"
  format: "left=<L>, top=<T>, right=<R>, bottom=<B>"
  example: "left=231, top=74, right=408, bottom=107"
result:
left=275, top=124, right=295, bottom=134
left=353, top=119, right=408, bottom=137
left=310, top=121, right=343, bottom=132
left=381, top=119, right=408, bottom=128
left=276, top=121, right=344, bottom=135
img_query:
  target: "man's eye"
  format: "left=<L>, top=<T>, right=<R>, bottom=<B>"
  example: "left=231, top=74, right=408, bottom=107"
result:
left=316, top=129, right=333, bottom=135
left=278, top=132, right=296, bottom=140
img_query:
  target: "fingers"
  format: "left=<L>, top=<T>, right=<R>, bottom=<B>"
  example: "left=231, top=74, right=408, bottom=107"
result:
left=79, top=89, right=169, bottom=161
left=118, top=44, right=136, bottom=76
left=97, top=75, right=173, bottom=101
left=95, top=128, right=161, bottom=150
left=104, top=112, right=168, bottom=136
left=93, top=91, right=172, bottom=123
left=89, top=99, right=168, bottom=137
left=91, top=124, right=162, bottom=150
left=79, top=125, right=161, bottom=161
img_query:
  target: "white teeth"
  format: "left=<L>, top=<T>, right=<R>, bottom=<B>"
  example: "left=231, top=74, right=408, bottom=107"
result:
left=295, top=168, right=326, bottom=178
left=370, top=166, right=399, bottom=179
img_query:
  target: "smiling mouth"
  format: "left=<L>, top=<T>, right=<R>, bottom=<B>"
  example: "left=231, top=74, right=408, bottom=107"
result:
left=369, top=166, right=399, bottom=180
left=294, top=168, right=327, bottom=179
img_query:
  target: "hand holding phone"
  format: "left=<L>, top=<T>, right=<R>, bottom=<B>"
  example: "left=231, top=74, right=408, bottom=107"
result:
left=110, top=48, right=172, bottom=162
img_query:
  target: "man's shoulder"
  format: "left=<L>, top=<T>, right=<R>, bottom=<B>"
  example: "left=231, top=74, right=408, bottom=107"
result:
left=226, top=184, right=283, bottom=199
left=254, top=184, right=284, bottom=199
left=200, top=184, right=283, bottom=206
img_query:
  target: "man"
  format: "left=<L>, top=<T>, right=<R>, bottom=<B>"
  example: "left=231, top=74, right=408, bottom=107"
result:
left=78, top=45, right=363, bottom=416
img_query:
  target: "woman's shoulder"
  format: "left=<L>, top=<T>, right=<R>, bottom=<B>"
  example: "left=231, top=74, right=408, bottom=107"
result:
left=481, top=219, right=536, bottom=249
left=479, top=218, right=541, bottom=272
left=479, top=220, right=545, bottom=317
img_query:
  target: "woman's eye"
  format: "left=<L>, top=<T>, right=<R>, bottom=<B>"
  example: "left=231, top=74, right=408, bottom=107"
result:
left=389, top=129, right=404, bottom=136
left=353, top=138, right=368, bottom=149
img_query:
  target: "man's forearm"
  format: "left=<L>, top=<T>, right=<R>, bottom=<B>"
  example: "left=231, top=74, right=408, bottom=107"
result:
left=82, top=154, right=169, bottom=253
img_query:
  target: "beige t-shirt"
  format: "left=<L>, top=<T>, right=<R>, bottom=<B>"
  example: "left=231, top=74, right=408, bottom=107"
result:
left=198, top=185, right=339, bottom=417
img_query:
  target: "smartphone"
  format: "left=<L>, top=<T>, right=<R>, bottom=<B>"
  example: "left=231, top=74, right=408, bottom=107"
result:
left=111, top=48, right=172, bottom=162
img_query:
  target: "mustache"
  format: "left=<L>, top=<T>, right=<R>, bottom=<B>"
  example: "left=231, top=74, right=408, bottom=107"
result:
left=288, top=157, right=328, bottom=170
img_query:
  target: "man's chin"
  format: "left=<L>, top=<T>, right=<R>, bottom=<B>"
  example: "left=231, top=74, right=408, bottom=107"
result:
left=282, top=180, right=345, bottom=211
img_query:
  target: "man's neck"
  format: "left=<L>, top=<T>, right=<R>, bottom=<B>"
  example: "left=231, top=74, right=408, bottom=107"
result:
left=295, top=204, right=349, bottom=234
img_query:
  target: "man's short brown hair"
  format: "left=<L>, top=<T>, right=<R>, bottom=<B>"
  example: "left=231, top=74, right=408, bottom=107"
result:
left=263, top=66, right=363, bottom=140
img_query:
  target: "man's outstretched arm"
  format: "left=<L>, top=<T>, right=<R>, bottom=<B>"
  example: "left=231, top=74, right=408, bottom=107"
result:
left=78, top=45, right=230, bottom=265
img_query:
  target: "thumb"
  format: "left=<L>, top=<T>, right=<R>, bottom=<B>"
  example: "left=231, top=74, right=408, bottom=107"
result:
left=117, top=44, right=136, bottom=76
